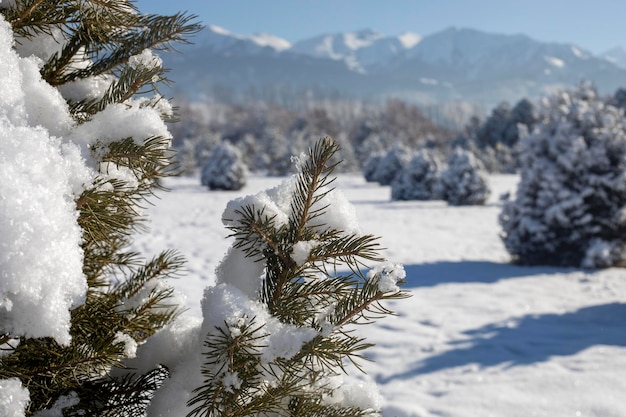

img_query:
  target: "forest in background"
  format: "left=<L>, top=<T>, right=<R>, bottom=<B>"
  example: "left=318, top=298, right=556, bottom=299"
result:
left=171, top=85, right=626, bottom=180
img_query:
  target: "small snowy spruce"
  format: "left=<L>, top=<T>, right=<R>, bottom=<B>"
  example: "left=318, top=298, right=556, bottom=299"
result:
left=0, top=2, right=199, bottom=415
left=201, top=141, right=248, bottom=191
left=372, top=143, right=412, bottom=186
left=362, top=153, right=384, bottom=183
left=391, top=149, right=444, bottom=201
left=474, top=98, right=537, bottom=173
left=500, top=84, right=626, bottom=267
left=171, top=138, right=409, bottom=417
left=440, top=147, right=490, bottom=206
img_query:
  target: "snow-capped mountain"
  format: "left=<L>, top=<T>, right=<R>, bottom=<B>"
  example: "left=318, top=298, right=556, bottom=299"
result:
left=601, top=46, right=626, bottom=68
left=290, top=29, right=421, bottom=72
left=162, top=25, right=626, bottom=108
left=405, top=27, right=591, bottom=71
left=185, top=24, right=291, bottom=55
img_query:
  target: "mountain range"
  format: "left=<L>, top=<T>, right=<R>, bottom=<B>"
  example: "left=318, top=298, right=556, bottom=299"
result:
left=162, top=25, right=626, bottom=109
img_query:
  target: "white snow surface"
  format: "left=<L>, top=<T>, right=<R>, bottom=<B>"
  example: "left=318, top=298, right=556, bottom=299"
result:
left=132, top=173, right=626, bottom=416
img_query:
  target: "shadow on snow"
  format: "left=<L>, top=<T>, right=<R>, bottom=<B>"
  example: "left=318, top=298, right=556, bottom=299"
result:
left=379, top=302, right=626, bottom=383
left=401, top=261, right=573, bottom=288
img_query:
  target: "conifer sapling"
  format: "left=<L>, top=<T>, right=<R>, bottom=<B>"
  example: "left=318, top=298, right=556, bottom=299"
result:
left=186, top=137, right=410, bottom=417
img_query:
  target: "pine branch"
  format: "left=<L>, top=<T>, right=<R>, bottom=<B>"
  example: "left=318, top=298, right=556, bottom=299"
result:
left=46, top=12, right=201, bottom=85
left=309, top=232, right=383, bottom=266
left=71, top=64, right=167, bottom=116
left=66, top=366, right=169, bottom=417
left=3, top=0, right=73, bottom=35
left=289, top=137, right=340, bottom=239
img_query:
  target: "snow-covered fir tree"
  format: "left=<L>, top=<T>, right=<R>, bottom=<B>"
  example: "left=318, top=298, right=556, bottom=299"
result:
left=363, top=153, right=384, bottom=182
left=473, top=98, right=537, bottom=173
left=475, top=102, right=512, bottom=149
left=201, top=141, right=248, bottom=191
left=0, top=1, right=200, bottom=415
left=372, top=143, right=412, bottom=186
left=127, top=138, right=410, bottom=416
left=391, top=149, right=444, bottom=201
left=440, top=147, right=490, bottom=206
left=500, top=83, right=626, bottom=267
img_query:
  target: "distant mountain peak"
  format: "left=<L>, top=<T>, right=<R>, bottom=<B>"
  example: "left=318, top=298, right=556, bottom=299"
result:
left=207, top=24, right=231, bottom=36
left=342, top=29, right=384, bottom=50
left=601, top=46, right=626, bottom=68
left=398, top=32, right=422, bottom=49
left=203, top=24, right=291, bottom=52
left=248, top=33, right=292, bottom=51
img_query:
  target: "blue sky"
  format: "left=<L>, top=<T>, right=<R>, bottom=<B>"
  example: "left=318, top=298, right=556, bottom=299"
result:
left=136, top=0, right=626, bottom=54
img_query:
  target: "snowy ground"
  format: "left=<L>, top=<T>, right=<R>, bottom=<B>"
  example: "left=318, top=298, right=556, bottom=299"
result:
left=133, top=173, right=626, bottom=417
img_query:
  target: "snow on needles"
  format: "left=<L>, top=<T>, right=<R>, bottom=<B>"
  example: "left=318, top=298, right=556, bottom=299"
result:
left=367, top=262, right=406, bottom=293
left=0, top=15, right=88, bottom=346
left=0, top=10, right=175, bottom=349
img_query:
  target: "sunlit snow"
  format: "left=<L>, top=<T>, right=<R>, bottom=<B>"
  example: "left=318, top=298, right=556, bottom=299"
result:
left=248, top=32, right=292, bottom=51
left=398, top=32, right=422, bottom=49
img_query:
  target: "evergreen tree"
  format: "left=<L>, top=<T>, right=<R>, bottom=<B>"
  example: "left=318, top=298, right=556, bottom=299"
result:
left=611, top=87, right=626, bottom=110
left=184, top=138, right=410, bottom=417
left=509, top=98, right=537, bottom=144
left=475, top=101, right=512, bottom=149
left=500, top=83, right=626, bottom=267
left=440, top=148, right=490, bottom=206
left=362, top=153, right=384, bottom=183
left=201, top=141, right=248, bottom=191
left=0, top=1, right=200, bottom=415
left=391, top=149, right=443, bottom=201
left=372, top=144, right=412, bottom=186
left=474, top=98, right=536, bottom=173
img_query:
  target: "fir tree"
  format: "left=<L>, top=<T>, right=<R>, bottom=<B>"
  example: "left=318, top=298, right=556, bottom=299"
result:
left=391, top=149, right=443, bottom=201
left=0, top=1, right=200, bottom=415
left=186, top=137, right=410, bottom=417
left=201, top=141, right=248, bottom=191
left=372, top=144, right=412, bottom=186
left=500, top=84, right=626, bottom=267
left=362, top=153, right=384, bottom=183
left=440, top=148, right=490, bottom=206
left=475, top=102, right=512, bottom=149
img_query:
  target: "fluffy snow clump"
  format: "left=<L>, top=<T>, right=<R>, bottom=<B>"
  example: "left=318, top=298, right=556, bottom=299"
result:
left=0, top=15, right=90, bottom=346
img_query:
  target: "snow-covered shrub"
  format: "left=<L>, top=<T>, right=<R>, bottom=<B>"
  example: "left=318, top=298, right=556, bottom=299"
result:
left=0, top=3, right=199, bottom=415
left=474, top=98, right=536, bottom=173
left=500, top=84, right=626, bottom=267
left=440, top=147, right=490, bottom=206
left=372, top=143, right=412, bottom=185
left=201, top=141, right=248, bottom=190
left=363, top=152, right=384, bottom=182
left=391, top=149, right=444, bottom=201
